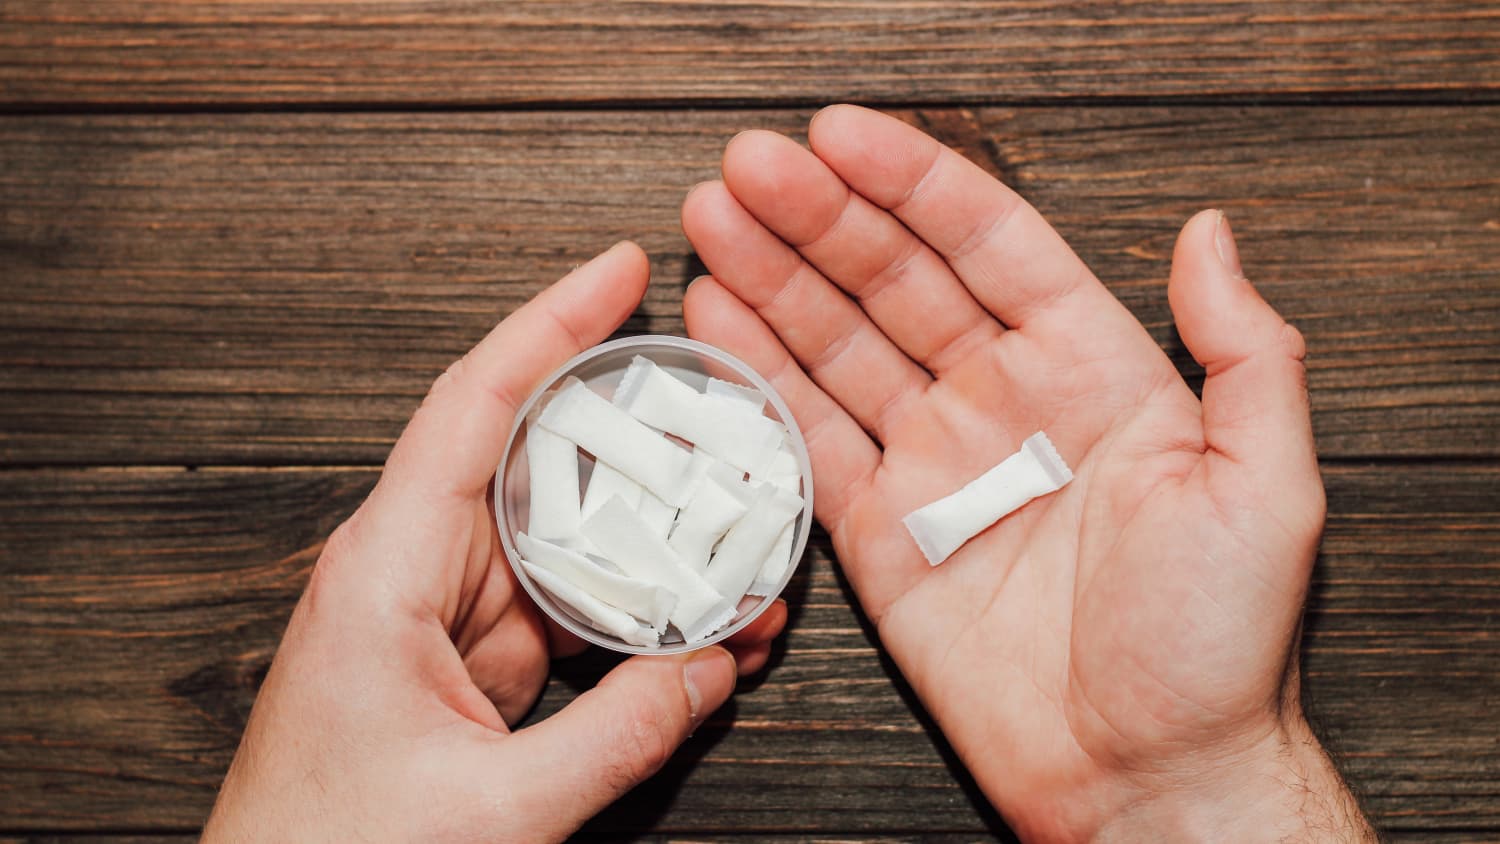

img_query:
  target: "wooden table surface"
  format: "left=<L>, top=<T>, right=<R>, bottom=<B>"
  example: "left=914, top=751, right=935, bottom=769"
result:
left=2, top=3, right=1498, bottom=841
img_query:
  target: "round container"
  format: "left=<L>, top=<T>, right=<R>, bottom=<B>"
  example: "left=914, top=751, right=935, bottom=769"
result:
left=495, top=335, right=815, bottom=655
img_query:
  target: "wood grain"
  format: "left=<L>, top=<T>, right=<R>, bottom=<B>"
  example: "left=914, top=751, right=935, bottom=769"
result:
left=1, top=464, right=1496, bottom=835
left=2, top=107, right=1496, bottom=466
left=2, top=2, right=1498, bottom=107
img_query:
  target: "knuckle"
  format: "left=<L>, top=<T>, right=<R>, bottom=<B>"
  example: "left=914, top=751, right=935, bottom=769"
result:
left=1261, top=320, right=1311, bottom=398
left=1274, top=320, right=1308, bottom=364
left=301, top=505, right=408, bottom=632
left=425, top=354, right=471, bottom=406
left=303, top=514, right=362, bottom=614
left=324, top=509, right=363, bottom=558
left=312, top=515, right=357, bottom=580
left=1282, top=468, right=1328, bottom=542
left=1304, top=474, right=1329, bottom=525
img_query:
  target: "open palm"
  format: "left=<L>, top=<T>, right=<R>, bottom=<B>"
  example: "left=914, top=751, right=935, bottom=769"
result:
left=682, top=106, right=1349, bottom=840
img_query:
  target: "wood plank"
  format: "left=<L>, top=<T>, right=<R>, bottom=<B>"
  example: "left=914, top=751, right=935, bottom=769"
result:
left=0, top=464, right=1496, bottom=834
left=2, top=2, right=1498, bottom=107
left=2, top=107, right=1496, bottom=466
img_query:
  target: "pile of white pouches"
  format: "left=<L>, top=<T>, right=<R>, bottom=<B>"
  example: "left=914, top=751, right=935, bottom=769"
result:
left=516, top=356, right=805, bottom=647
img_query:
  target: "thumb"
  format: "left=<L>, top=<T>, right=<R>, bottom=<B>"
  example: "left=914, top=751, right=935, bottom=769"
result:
left=1168, top=210, right=1324, bottom=531
left=501, top=647, right=737, bottom=834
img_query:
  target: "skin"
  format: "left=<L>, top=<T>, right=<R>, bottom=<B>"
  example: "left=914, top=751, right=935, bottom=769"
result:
left=679, top=105, right=1377, bottom=842
left=203, top=242, right=786, bottom=843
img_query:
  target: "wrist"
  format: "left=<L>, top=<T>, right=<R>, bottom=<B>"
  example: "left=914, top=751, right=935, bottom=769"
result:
left=1088, top=716, right=1375, bottom=843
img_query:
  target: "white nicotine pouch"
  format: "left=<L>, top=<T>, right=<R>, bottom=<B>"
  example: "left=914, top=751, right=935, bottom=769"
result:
left=536, top=377, right=696, bottom=506
left=614, top=356, right=785, bottom=476
left=581, top=460, right=644, bottom=521
left=758, top=444, right=800, bottom=484
left=521, top=561, right=661, bottom=648
left=516, top=532, right=675, bottom=630
left=581, top=495, right=736, bottom=642
left=638, top=450, right=721, bottom=545
left=524, top=422, right=581, bottom=543
left=668, top=476, right=751, bottom=571
left=706, top=377, right=768, bottom=411
left=705, top=483, right=804, bottom=604
left=636, top=490, right=678, bottom=540
left=747, top=465, right=804, bottom=596
left=901, top=431, right=1074, bottom=566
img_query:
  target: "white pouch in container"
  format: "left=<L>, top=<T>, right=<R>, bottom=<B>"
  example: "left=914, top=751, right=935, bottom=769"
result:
left=706, top=377, right=768, bottom=411
left=902, top=432, right=1073, bottom=566
left=706, top=460, right=752, bottom=497
left=521, top=561, right=660, bottom=648
left=581, top=460, right=643, bottom=521
left=524, top=423, right=581, bottom=543
left=679, top=449, right=722, bottom=508
left=537, top=377, right=695, bottom=506
left=747, top=467, right=803, bottom=596
left=637, top=489, right=678, bottom=540
left=747, top=526, right=796, bottom=597
left=668, top=477, right=751, bottom=570
left=756, top=440, right=800, bottom=484
left=516, top=532, right=675, bottom=630
left=614, top=356, right=785, bottom=476
left=705, top=483, right=804, bottom=603
left=581, top=495, right=735, bottom=642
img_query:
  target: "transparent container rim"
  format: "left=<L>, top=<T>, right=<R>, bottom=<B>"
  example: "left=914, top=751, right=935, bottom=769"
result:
left=494, top=334, right=816, bottom=655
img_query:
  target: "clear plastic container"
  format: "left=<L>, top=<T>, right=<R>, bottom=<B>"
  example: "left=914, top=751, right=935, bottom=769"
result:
left=494, top=335, right=815, bottom=655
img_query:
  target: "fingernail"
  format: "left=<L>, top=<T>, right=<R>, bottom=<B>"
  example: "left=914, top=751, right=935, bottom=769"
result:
left=683, top=647, right=736, bottom=728
left=1213, top=210, right=1244, bottom=279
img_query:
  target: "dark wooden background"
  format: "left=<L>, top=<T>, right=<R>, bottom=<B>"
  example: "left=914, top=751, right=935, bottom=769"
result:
left=2, top=3, right=1498, bottom=842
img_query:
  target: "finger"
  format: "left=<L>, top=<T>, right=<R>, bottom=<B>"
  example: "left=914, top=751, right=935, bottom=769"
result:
left=725, top=598, right=787, bottom=649
left=726, top=642, right=773, bottom=676
left=682, top=179, right=929, bottom=441
left=383, top=241, right=650, bottom=503
left=1168, top=210, right=1324, bottom=534
left=724, top=599, right=786, bottom=678
left=807, top=105, right=1139, bottom=340
left=503, top=647, right=737, bottom=835
left=468, top=619, right=585, bottom=719
left=457, top=599, right=550, bottom=727
left=470, top=487, right=586, bottom=662
left=721, top=130, right=1001, bottom=373
left=684, top=275, right=880, bottom=532
left=544, top=616, right=591, bottom=659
